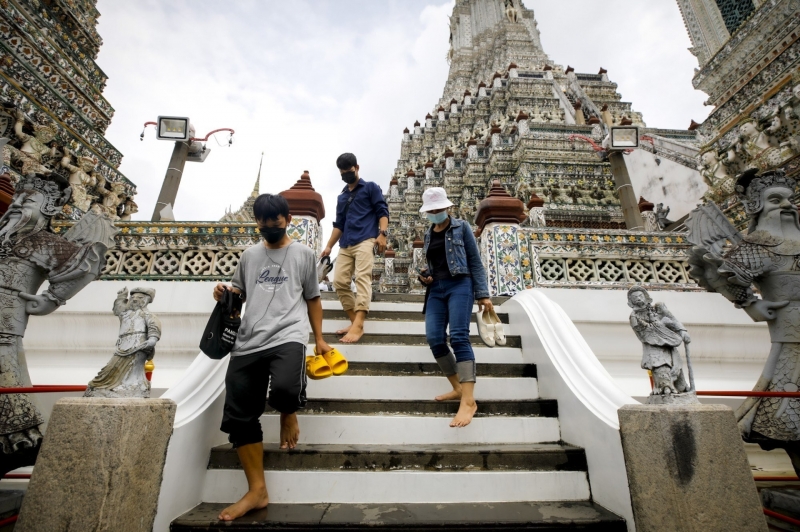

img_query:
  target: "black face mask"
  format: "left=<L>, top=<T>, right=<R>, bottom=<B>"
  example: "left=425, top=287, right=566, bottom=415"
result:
left=341, top=171, right=357, bottom=184
left=260, top=226, right=286, bottom=244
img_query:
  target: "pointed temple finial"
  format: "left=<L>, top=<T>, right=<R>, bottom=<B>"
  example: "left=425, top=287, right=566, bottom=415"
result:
left=251, top=151, right=264, bottom=198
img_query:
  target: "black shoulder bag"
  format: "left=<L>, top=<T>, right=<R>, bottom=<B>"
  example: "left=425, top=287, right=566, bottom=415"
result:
left=200, top=288, right=244, bottom=360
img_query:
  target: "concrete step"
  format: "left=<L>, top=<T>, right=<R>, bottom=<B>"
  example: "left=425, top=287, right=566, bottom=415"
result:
left=320, top=292, right=511, bottom=305
left=311, top=333, right=521, bottom=348
left=200, top=469, right=590, bottom=505
left=305, top=375, right=538, bottom=400
left=318, top=344, right=526, bottom=364
left=259, top=414, right=561, bottom=445
left=173, top=501, right=626, bottom=531
left=343, top=362, right=535, bottom=378
left=322, top=320, right=511, bottom=336
left=208, top=443, right=586, bottom=472
left=267, top=398, right=558, bottom=417
left=322, top=309, right=509, bottom=323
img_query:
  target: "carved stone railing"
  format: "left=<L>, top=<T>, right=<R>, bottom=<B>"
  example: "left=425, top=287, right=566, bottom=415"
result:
left=53, top=218, right=322, bottom=281
left=481, top=224, right=699, bottom=295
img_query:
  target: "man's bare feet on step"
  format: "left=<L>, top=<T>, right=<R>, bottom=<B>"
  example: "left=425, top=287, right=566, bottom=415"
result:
left=335, top=324, right=352, bottom=336
left=450, top=400, right=477, bottom=428
left=435, top=388, right=462, bottom=401
left=340, top=324, right=364, bottom=343
left=218, top=487, right=269, bottom=521
left=280, top=412, right=299, bottom=449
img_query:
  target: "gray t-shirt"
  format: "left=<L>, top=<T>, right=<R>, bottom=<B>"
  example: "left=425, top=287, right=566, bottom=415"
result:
left=230, top=241, right=320, bottom=356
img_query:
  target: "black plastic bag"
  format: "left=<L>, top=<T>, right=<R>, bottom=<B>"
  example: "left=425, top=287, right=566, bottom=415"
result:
left=200, top=288, right=243, bottom=360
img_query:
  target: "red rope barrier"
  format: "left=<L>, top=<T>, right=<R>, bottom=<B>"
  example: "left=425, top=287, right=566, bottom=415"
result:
left=697, top=391, right=800, bottom=398
left=2, top=474, right=30, bottom=480
left=0, top=515, right=17, bottom=527
left=0, top=385, right=86, bottom=394
left=765, top=508, right=800, bottom=526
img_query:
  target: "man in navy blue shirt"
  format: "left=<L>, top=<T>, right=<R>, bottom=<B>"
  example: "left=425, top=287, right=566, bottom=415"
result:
left=321, top=153, right=389, bottom=343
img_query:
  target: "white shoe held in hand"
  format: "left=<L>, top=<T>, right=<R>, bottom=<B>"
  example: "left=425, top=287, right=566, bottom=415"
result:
left=476, top=310, right=496, bottom=347
left=488, top=309, right=506, bottom=346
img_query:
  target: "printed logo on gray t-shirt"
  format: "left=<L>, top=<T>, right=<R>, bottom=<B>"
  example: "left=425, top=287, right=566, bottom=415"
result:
left=230, top=241, right=320, bottom=356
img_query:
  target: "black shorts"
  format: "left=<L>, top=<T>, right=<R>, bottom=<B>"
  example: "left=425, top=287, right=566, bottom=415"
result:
left=220, top=342, right=307, bottom=447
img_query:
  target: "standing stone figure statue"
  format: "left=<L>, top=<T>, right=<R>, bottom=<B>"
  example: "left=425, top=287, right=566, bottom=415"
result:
left=627, top=286, right=697, bottom=404
left=0, top=173, right=117, bottom=474
left=687, top=168, right=800, bottom=474
left=85, top=287, right=161, bottom=398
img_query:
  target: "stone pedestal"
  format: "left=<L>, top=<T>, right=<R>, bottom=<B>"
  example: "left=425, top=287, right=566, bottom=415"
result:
left=16, top=398, right=177, bottom=532
left=618, top=404, right=767, bottom=532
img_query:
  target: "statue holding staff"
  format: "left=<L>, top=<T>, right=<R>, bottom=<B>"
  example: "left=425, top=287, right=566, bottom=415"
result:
left=84, top=287, right=161, bottom=398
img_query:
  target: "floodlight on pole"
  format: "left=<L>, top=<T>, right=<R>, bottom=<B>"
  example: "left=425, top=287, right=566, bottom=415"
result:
left=140, top=118, right=235, bottom=222
left=156, top=116, right=191, bottom=141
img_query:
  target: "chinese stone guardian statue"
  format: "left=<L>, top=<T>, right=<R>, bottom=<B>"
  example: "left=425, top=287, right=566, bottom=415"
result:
left=687, top=168, right=800, bottom=474
left=85, top=287, right=161, bottom=398
left=627, top=286, right=697, bottom=404
left=0, top=173, right=117, bottom=474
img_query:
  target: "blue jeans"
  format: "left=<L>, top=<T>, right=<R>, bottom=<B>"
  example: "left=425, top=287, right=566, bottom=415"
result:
left=425, top=276, right=475, bottom=365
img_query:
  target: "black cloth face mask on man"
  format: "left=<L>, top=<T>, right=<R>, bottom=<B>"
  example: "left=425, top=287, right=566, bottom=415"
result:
left=260, top=226, right=286, bottom=244
left=341, top=171, right=357, bottom=184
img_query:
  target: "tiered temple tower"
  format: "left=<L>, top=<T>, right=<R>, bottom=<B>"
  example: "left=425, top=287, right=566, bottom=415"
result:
left=383, top=0, right=701, bottom=292
left=0, top=0, right=135, bottom=220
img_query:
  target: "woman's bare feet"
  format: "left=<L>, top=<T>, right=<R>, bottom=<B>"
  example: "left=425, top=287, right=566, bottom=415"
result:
left=280, top=413, right=299, bottom=449
left=450, top=399, right=477, bottom=428
left=218, top=487, right=269, bottom=521
left=335, top=324, right=352, bottom=336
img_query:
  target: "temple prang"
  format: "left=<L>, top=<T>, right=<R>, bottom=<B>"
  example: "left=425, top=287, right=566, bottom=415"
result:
left=381, top=0, right=706, bottom=295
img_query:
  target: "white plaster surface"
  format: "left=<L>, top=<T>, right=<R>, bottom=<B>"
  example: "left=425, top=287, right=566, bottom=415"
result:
left=201, top=470, right=590, bottom=504
left=258, top=414, right=560, bottom=445
left=306, top=376, right=539, bottom=400
left=506, top=290, right=638, bottom=532
left=625, top=147, right=707, bottom=220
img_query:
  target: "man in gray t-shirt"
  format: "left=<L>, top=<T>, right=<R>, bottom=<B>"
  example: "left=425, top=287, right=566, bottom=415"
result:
left=212, top=194, right=332, bottom=522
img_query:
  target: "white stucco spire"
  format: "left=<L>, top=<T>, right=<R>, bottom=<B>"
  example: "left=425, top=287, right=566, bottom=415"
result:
left=441, top=0, right=550, bottom=104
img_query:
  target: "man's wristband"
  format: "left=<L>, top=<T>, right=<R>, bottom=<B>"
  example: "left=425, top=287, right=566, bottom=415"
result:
left=379, top=230, right=388, bottom=237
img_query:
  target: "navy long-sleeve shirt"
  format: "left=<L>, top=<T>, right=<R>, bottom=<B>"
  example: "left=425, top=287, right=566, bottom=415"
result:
left=333, top=179, right=390, bottom=249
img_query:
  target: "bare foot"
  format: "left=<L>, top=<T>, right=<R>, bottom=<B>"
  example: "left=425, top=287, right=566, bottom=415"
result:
left=218, top=487, right=269, bottom=521
left=280, top=412, right=299, bottom=449
left=450, top=400, right=477, bottom=428
left=340, top=324, right=364, bottom=344
left=335, top=324, right=352, bottom=336
left=435, top=388, right=462, bottom=402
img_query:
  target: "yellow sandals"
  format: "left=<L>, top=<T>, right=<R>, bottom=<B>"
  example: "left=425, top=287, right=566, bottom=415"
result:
left=305, top=347, right=348, bottom=380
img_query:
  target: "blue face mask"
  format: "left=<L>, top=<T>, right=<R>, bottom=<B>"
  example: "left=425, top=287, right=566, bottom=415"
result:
left=426, top=211, right=448, bottom=224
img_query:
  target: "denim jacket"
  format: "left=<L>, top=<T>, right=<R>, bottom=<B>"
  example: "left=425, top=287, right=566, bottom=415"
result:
left=422, top=216, right=490, bottom=300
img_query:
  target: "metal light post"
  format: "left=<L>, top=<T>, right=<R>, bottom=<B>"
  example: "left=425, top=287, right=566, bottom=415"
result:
left=141, top=117, right=234, bottom=222
left=604, top=126, right=645, bottom=231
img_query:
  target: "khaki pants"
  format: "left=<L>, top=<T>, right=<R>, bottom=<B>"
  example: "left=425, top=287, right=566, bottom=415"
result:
left=334, top=238, right=374, bottom=313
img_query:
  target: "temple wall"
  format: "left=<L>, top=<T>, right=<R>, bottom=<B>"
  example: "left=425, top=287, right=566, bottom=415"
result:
left=626, top=149, right=707, bottom=220
left=22, top=281, right=768, bottom=402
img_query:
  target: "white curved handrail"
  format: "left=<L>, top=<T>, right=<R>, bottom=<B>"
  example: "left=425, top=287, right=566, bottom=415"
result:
left=162, top=353, right=229, bottom=428
left=511, top=289, right=637, bottom=427
left=506, top=289, right=637, bottom=532
left=154, top=353, right=229, bottom=532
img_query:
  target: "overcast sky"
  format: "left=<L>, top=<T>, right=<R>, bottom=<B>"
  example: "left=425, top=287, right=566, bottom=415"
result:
left=95, top=0, right=708, bottom=225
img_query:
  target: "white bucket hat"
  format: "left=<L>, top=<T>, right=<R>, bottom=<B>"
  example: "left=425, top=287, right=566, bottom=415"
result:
left=419, top=187, right=454, bottom=213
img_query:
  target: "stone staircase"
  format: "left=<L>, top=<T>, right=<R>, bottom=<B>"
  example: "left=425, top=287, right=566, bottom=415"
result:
left=170, top=294, right=626, bottom=531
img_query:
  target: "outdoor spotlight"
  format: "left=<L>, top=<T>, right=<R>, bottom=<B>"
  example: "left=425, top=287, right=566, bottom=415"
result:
left=609, top=126, right=639, bottom=149
left=156, top=116, right=191, bottom=141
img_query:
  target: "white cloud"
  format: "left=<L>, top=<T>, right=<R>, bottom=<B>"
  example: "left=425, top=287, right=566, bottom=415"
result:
left=96, top=0, right=707, bottom=226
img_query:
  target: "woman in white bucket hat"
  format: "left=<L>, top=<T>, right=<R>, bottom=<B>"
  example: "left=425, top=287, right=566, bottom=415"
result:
left=418, top=187, right=493, bottom=427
